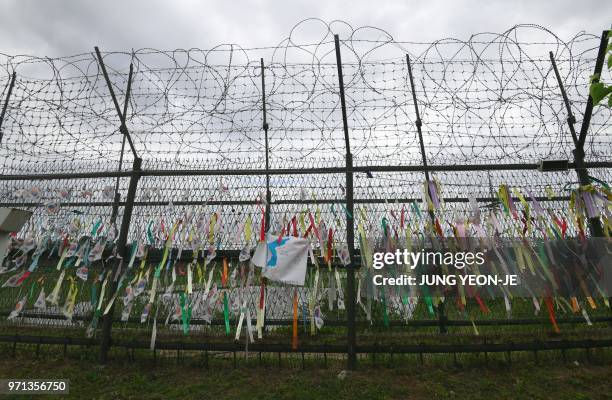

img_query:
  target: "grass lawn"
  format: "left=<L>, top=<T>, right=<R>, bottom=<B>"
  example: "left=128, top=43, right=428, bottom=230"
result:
left=0, top=351, right=611, bottom=399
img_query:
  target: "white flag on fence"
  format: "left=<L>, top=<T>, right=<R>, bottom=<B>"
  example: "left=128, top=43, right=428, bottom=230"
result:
left=252, top=234, right=309, bottom=286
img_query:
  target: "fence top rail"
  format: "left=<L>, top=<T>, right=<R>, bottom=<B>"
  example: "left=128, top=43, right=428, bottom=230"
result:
left=1, top=161, right=610, bottom=181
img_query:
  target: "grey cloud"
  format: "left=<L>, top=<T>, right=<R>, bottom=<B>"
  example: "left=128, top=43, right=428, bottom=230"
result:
left=0, top=0, right=610, bottom=56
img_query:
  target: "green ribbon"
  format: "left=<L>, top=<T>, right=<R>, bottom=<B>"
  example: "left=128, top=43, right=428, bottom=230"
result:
left=64, top=257, right=77, bottom=269
left=340, top=204, right=352, bottom=218
left=223, top=292, right=230, bottom=336
left=91, top=219, right=102, bottom=237
left=381, top=217, right=389, bottom=237
left=90, top=309, right=101, bottom=330
left=28, top=282, right=37, bottom=301
left=418, top=274, right=435, bottom=315
left=411, top=201, right=422, bottom=219
left=536, top=241, right=556, bottom=289
left=179, top=292, right=192, bottom=335
left=147, top=220, right=155, bottom=245
left=380, top=286, right=389, bottom=328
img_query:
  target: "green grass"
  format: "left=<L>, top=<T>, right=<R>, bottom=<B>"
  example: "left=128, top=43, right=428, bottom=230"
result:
left=2, top=262, right=612, bottom=400
left=0, top=348, right=611, bottom=399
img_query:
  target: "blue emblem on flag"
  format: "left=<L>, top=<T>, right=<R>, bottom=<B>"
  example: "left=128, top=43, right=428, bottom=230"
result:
left=266, top=237, right=290, bottom=267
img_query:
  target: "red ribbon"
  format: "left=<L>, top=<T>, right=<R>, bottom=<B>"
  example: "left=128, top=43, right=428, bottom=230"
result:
left=259, top=277, right=266, bottom=311
left=434, top=218, right=444, bottom=238
left=308, top=213, right=320, bottom=241
left=277, top=226, right=286, bottom=244
left=544, top=296, right=560, bottom=333
left=16, top=271, right=31, bottom=286
left=326, top=228, right=333, bottom=262
left=260, top=209, right=266, bottom=242
left=292, top=216, right=298, bottom=237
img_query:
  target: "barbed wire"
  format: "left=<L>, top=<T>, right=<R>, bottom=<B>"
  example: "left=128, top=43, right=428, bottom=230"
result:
left=0, top=20, right=609, bottom=175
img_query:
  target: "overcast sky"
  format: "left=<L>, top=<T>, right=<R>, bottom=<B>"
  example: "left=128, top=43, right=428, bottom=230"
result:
left=0, top=0, right=610, bottom=56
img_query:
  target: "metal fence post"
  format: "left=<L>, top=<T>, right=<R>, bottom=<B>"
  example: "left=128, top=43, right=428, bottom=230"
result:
left=549, top=30, right=609, bottom=238
left=574, top=30, right=609, bottom=237
left=0, top=71, right=17, bottom=145
left=260, top=58, right=272, bottom=229
left=99, top=157, right=141, bottom=363
left=94, top=47, right=139, bottom=161
left=94, top=46, right=142, bottom=363
left=334, top=34, right=357, bottom=369
left=406, top=54, right=447, bottom=334
left=111, top=63, right=134, bottom=229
